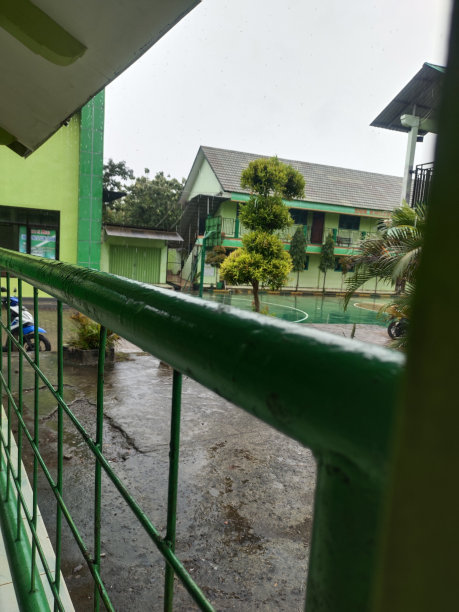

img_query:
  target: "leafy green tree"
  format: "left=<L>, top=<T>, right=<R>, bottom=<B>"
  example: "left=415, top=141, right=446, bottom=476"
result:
left=103, top=159, right=134, bottom=223
left=102, top=162, right=185, bottom=228
left=123, top=171, right=185, bottom=229
left=220, top=157, right=305, bottom=312
left=290, top=225, right=308, bottom=290
left=319, top=233, right=336, bottom=292
left=103, top=159, right=134, bottom=192
left=205, top=245, right=227, bottom=267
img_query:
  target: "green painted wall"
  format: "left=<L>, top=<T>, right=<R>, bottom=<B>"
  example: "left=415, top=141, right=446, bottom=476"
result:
left=78, top=91, right=104, bottom=269
left=100, top=235, right=167, bottom=284
left=360, top=216, right=379, bottom=232
left=181, top=246, right=196, bottom=284
left=188, top=158, right=223, bottom=200
left=167, top=247, right=182, bottom=275
left=0, top=115, right=80, bottom=265
left=0, top=93, right=104, bottom=296
left=217, top=200, right=237, bottom=219
left=285, top=254, right=392, bottom=292
left=185, top=242, right=392, bottom=293
left=0, top=93, right=105, bottom=272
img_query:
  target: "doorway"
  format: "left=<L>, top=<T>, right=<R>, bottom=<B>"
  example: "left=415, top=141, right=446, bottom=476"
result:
left=310, top=212, right=325, bottom=244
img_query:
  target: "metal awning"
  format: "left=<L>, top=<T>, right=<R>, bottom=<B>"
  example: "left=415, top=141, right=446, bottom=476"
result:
left=103, top=190, right=126, bottom=203
left=370, top=63, right=445, bottom=136
left=104, top=225, right=183, bottom=242
left=0, top=0, right=199, bottom=156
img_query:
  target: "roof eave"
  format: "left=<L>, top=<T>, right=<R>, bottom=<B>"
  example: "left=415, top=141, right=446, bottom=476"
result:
left=370, top=62, right=445, bottom=134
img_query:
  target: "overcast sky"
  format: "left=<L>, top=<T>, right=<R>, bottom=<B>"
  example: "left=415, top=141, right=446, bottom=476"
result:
left=103, top=0, right=452, bottom=182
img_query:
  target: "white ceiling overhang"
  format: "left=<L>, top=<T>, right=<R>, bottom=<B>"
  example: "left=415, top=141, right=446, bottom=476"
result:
left=0, top=0, right=200, bottom=156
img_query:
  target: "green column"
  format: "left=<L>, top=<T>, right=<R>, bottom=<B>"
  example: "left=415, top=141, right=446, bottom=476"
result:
left=78, top=90, right=104, bottom=269
left=373, top=5, right=459, bottom=610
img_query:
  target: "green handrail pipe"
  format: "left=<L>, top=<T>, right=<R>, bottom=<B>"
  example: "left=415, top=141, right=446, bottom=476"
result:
left=0, top=245, right=404, bottom=610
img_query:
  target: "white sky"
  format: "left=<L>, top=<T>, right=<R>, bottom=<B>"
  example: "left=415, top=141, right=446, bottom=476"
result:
left=103, top=0, right=452, bottom=182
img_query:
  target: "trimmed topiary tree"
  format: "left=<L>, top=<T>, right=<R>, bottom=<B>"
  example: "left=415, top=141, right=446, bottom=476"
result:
left=319, top=232, right=336, bottom=292
left=220, top=157, right=305, bottom=312
left=290, top=225, right=308, bottom=291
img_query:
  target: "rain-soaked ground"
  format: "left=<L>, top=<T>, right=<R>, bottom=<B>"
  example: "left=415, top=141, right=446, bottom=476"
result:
left=4, top=302, right=389, bottom=610
left=7, top=349, right=316, bottom=611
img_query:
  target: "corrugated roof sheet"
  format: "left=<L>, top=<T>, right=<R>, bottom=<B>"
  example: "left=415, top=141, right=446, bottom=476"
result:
left=104, top=226, right=183, bottom=242
left=200, top=146, right=402, bottom=212
left=370, top=62, right=445, bottom=135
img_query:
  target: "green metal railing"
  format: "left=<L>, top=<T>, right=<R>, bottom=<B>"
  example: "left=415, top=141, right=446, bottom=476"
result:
left=218, top=216, right=311, bottom=243
left=324, top=227, right=378, bottom=247
left=0, top=248, right=404, bottom=611
left=2, top=6, right=459, bottom=610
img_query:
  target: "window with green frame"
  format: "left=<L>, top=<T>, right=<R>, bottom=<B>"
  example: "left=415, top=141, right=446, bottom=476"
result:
left=0, top=205, right=59, bottom=259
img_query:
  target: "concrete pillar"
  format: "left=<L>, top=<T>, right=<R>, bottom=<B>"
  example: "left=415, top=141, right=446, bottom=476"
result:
left=400, top=114, right=421, bottom=205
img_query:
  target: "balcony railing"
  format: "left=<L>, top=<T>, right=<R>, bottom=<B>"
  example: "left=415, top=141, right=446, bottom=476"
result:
left=0, top=247, right=403, bottom=611
left=411, top=162, right=434, bottom=208
left=218, top=217, right=376, bottom=247
left=324, top=227, right=378, bottom=247
left=219, top=217, right=311, bottom=242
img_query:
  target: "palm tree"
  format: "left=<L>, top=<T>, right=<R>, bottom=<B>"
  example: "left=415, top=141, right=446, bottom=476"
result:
left=343, top=203, right=426, bottom=313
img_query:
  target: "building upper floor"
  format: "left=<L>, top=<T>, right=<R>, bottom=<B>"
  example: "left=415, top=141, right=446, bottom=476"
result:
left=179, top=146, right=403, bottom=254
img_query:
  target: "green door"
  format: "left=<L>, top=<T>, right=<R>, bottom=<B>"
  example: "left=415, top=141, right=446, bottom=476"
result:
left=109, top=245, right=161, bottom=284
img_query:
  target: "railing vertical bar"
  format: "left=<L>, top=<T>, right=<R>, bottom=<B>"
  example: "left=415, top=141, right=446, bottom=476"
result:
left=54, top=300, right=64, bottom=610
left=164, top=369, right=183, bottom=611
left=94, top=326, right=107, bottom=612
left=16, top=279, right=23, bottom=541
left=5, top=273, right=11, bottom=500
left=31, top=286, right=40, bottom=591
left=0, top=271, right=2, bottom=465
left=0, top=279, right=2, bottom=467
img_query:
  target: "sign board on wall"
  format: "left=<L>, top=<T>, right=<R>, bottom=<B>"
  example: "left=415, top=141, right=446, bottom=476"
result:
left=19, top=227, right=57, bottom=259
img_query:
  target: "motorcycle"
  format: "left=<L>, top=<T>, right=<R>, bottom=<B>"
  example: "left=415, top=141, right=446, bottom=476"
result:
left=1, top=288, right=51, bottom=352
left=387, top=317, right=408, bottom=339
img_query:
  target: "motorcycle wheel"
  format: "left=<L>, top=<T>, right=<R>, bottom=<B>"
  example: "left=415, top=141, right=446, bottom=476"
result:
left=387, top=320, right=399, bottom=339
left=24, top=333, right=51, bottom=352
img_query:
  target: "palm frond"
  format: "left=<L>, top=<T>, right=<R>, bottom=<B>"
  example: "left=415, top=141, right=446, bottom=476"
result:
left=343, top=203, right=425, bottom=311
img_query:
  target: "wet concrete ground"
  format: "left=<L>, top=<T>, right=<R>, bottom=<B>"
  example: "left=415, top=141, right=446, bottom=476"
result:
left=5, top=314, right=391, bottom=611
left=8, top=351, right=316, bottom=611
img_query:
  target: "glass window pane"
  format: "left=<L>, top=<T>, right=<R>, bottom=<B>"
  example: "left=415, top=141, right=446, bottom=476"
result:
left=339, top=214, right=360, bottom=230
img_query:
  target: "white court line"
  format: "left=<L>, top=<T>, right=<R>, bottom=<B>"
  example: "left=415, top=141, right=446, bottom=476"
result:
left=216, top=296, right=309, bottom=323
left=353, top=302, right=380, bottom=312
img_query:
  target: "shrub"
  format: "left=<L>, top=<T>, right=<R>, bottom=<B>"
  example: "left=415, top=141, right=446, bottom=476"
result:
left=68, top=312, right=119, bottom=350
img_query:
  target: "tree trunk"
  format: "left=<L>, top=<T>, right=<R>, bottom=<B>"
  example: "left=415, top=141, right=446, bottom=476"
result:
left=296, top=270, right=300, bottom=291
left=322, top=271, right=326, bottom=293
left=252, top=280, right=260, bottom=312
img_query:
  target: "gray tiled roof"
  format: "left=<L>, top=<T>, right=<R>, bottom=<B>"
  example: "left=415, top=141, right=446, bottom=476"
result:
left=201, top=146, right=402, bottom=212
